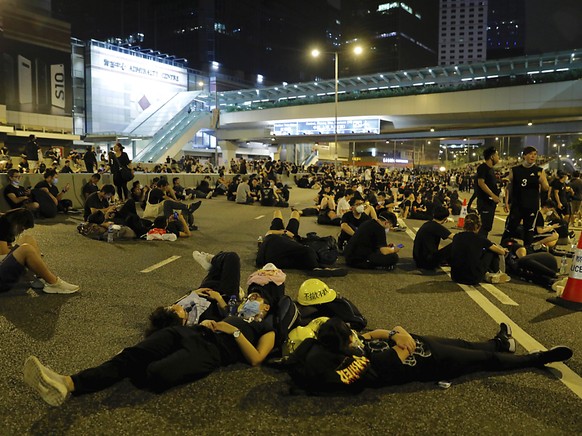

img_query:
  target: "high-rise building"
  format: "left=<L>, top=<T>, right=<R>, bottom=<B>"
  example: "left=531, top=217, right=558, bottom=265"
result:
left=341, top=0, right=439, bottom=75
left=487, top=0, right=525, bottom=59
left=438, top=0, right=488, bottom=66
left=52, top=0, right=341, bottom=88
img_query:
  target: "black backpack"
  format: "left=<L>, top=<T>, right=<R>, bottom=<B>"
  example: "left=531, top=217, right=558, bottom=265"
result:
left=297, top=296, right=367, bottom=331
left=301, top=232, right=339, bottom=266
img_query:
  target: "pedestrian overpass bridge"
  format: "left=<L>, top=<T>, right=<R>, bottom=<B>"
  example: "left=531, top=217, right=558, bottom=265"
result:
left=132, top=49, right=582, bottom=163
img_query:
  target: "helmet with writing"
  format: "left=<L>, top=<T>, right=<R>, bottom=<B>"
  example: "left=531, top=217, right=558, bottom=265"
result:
left=297, top=279, right=337, bottom=306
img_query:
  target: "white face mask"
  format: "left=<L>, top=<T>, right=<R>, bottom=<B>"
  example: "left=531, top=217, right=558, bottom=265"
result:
left=52, top=177, right=59, bottom=185
left=11, top=180, right=20, bottom=187
left=355, top=205, right=365, bottom=214
left=385, top=227, right=390, bottom=235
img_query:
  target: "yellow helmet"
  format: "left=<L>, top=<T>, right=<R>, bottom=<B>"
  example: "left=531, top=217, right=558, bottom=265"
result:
left=283, top=326, right=316, bottom=356
left=297, top=279, right=337, bottom=306
left=306, top=316, right=330, bottom=333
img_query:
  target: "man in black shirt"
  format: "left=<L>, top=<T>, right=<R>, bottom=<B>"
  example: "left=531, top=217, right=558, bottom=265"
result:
left=344, top=211, right=400, bottom=270
left=3, top=169, right=39, bottom=212
left=413, top=206, right=453, bottom=270
left=33, top=169, right=73, bottom=216
left=24, top=134, right=40, bottom=172
left=338, top=197, right=372, bottom=250
left=475, top=147, right=501, bottom=238
left=84, top=184, right=116, bottom=221
left=502, top=146, right=549, bottom=246
left=550, top=170, right=571, bottom=223
left=81, top=174, right=101, bottom=200
left=83, top=146, right=98, bottom=174
left=59, top=160, right=74, bottom=173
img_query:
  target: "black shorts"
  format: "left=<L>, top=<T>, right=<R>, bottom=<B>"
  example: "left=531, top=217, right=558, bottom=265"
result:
left=0, top=251, right=26, bottom=292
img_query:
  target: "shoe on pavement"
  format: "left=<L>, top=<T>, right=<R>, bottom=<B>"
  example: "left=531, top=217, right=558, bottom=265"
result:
left=23, top=356, right=69, bottom=406
left=42, top=278, right=79, bottom=294
left=495, top=322, right=516, bottom=353
left=534, top=346, right=574, bottom=365
left=192, top=250, right=213, bottom=271
left=486, top=272, right=511, bottom=284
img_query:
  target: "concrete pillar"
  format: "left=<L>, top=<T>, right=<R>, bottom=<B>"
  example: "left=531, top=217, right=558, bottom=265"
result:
left=218, top=140, right=238, bottom=167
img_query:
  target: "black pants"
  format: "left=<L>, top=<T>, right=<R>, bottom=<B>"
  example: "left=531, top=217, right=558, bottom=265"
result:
left=71, top=326, right=222, bottom=394
left=417, top=244, right=451, bottom=270
left=371, top=335, right=540, bottom=385
left=347, top=250, right=399, bottom=269
left=200, top=251, right=241, bottom=297
left=477, top=201, right=496, bottom=238
left=503, top=206, right=537, bottom=245
left=163, top=200, right=194, bottom=226
left=113, top=175, right=129, bottom=201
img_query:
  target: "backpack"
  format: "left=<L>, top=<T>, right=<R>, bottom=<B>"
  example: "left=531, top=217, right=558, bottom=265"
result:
left=297, top=296, right=367, bottom=331
left=301, top=232, right=339, bottom=266
left=77, top=222, right=107, bottom=240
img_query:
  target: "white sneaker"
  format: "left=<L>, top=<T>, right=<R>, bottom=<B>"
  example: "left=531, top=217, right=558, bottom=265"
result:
left=486, top=272, right=511, bottom=284
left=192, top=251, right=213, bottom=271
left=23, top=356, right=69, bottom=406
left=42, top=277, right=80, bottom=294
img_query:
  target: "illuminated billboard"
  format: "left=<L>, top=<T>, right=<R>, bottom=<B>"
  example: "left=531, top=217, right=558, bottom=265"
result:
left=87, top=45, right=188, bottom=133
left=272, top=118, right=380, bottom=136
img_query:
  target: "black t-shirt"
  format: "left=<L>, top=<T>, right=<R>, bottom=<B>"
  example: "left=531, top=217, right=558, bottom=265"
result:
left=84, top=192, right=109, bottom=220
left=450, top=231, right=494, bottom=285
left=34, top=180, right=59, bottom=197
left=4, top=184, right=27, bottom=209
left=344, top=219, right=387, bottom=263
left=82, top=182, right=99, bottom=199
left=413, top=220, right=451, bottom=268
left=60, top=165, right=73, bottom=173
left=213, top=316, right=274, bottom=364
left=510, top=165, right=542, bottom=210
left=148, top=188, right=165, bottom=204
left=476, top=162, right=499, bottom=204
left=550, top=179, right=568, bottom=207
left=341, top=211, right=371, bottom=232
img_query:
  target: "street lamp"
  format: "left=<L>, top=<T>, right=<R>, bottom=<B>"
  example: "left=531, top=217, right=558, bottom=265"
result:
left=311, top=46, right=363, bottom=168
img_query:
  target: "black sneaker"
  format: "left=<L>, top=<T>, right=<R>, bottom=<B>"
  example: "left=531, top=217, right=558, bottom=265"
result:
left=495, top=322, right=516, bottom=353
left=534, top=346, right=573, bottom=365
left=189, top=225, right=198, bottom=231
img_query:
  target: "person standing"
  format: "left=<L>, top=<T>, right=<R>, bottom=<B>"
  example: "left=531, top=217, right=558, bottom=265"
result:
left=475, top=147, right=501, bottom=238
left=502, top=146, right=549, bottom=246
left=109, top=143, right=132, bottom=201
left=83, top=146, right=98, bottom=174
left=24, top=135, right=40, bottom=173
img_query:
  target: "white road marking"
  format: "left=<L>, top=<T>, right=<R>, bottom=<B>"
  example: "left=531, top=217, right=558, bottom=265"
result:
left=141, top=255, right=181, bottom=273
left=479, top=283, right=519, bottom=306
left=406, top=224, right=582, bottom=399
left=254, top=215, right=265, bottom=220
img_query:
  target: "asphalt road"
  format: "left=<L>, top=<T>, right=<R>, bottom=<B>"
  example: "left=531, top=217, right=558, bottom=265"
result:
left=2, top=186, right=582, bottom=435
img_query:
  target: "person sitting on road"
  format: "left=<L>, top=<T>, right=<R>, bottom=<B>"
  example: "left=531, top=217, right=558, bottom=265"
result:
left=502, top=238, right=558, bottom=290
left=23, top=287, right=276, bottom=406
left=32, top=169, right=73, bottom=217
left=0, top=208, right=79, bottom=294
left=450, top=213, right=510, bottom=285
left=316, top=184, right=341, bottom=226
left=343, top=211, right=400, bottom=270
left=336, top=189, right=355, bottom=218
left=413, top=205, right=453, bottom=270
left=528, top=199, right=561, bottom=254
left=81, top=173, right=101, bottom=201
left=338, top=196, right=373, bottom=251
left=256, top=210, right=345, bottom=276
left=3, top=168, right=39, bottom=213
left=235, top=175, right=255, bottom=204
left=286, top=317, right=573, bottom=395
left=146, top=177, right=199, bottom=230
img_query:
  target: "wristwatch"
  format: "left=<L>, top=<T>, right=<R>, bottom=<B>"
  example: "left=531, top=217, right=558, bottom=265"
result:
left=388, top=330, right=399, bottom=339
left=232, top=330, right=241, bottom=338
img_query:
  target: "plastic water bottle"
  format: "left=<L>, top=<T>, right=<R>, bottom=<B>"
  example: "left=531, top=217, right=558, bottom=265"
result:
left=107, top=224, right=114, bottom=243
left=228, top=295, right=238, bottom=316
left=560, top=255, right=568, bottom=275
